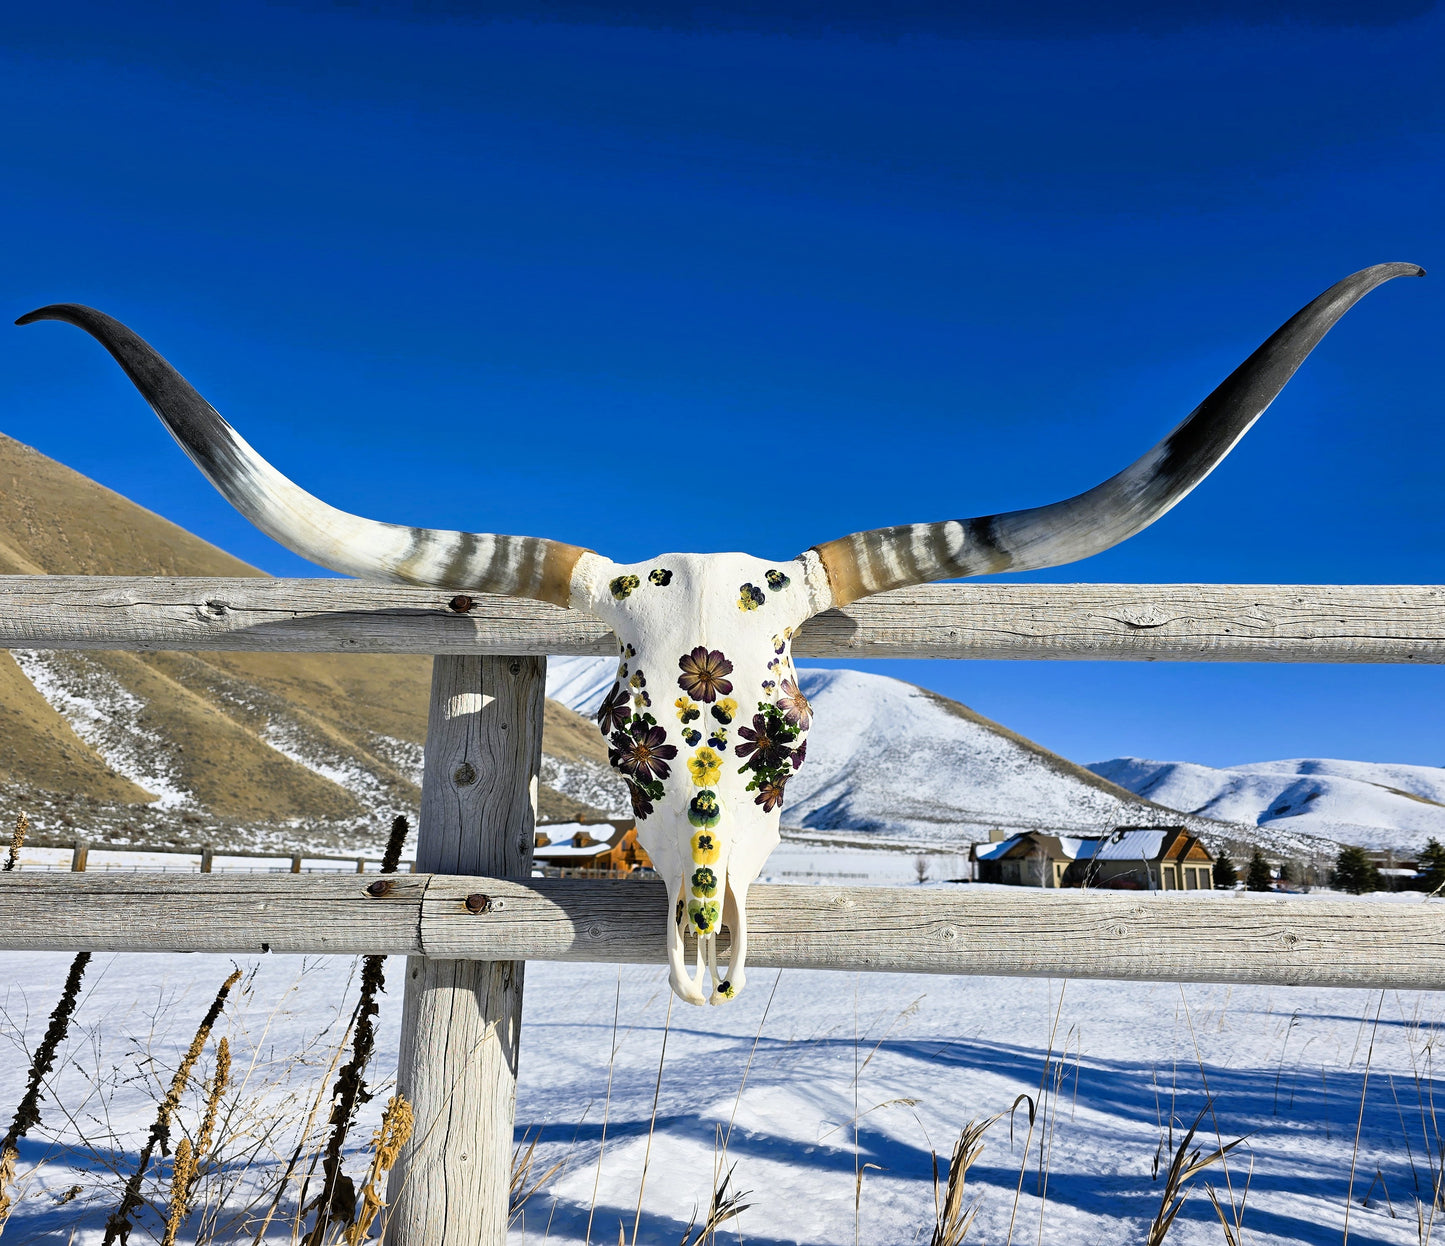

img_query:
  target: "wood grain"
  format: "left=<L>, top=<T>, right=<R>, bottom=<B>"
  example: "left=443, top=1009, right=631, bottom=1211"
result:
left=386, top=656, right=545, bottom=1246
left=0, top=872, right=425, bottom=953
left=1, top=577, right=1440, bottom=661
left=5, top=873, right=1443, bottom=992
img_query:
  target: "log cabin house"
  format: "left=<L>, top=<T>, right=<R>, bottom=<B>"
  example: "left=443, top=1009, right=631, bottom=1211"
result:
left=532, top=820, right=654, bottom=875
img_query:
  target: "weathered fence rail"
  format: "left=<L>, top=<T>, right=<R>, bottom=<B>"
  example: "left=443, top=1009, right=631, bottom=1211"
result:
left=5, top=574, right=1443, bottom=1244
left=3, top=872, right=1442, bottom=991
left=2, top=576, right=1441, bottom=661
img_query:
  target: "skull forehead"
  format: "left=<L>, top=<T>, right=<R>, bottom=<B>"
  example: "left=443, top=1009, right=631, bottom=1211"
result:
left=592, top=552, right=817, bottom=650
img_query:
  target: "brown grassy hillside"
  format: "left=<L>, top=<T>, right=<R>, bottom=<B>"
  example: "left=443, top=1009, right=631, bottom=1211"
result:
left=0, top=433, right=614, bottom=849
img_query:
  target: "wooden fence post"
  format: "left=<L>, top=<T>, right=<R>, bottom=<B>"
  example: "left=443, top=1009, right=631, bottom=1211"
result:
left=70, top=840, right=87, bottom=872
left=199, top=845, right=213, bottom=874
left=386, top=655, right=544, bottom=1245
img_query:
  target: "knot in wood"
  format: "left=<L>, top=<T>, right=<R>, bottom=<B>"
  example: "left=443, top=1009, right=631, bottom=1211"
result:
left=366, top=879, right=393, bottom=898
left=465, top=892, right=492, bottom=914
left=453, top=762, right=477, bottom=786
left=448, top=594, right=474, bottom=613
left=1280, top=930, right=1301, bottom=949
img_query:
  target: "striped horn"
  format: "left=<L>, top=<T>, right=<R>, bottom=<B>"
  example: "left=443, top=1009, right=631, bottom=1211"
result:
left=16, top=305, right=591, bottom=606
left=808, top=263, right=1424, bottom=608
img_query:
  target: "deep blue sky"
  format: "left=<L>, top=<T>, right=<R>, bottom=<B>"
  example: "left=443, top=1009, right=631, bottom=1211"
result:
left=3, top=1, right=1441, bottom=768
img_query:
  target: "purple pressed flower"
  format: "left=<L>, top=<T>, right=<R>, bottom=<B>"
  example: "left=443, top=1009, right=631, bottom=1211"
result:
left=677, top=647, right=734, bottom=703
left=754, top=779, right=787, bottom=811
left=627, top=779, right=654, bottom=820
left=776, top=679, right=812, bottom=729
left=596, top=683, right=630, bottom=735
left=610, top=724, right=677, bottom=783
left=735, top=714, right=794, bottom=770
left=790, top=739, right=807, bottom=771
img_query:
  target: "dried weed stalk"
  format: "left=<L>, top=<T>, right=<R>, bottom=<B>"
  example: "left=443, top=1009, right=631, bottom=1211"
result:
left=0, top=951, right=92, bottom=1225
left=678, top=1164, right=752, bottom=1246
left=301, top=814, right=409, bottom=1246
left=1147, top=1102, right=1247, bottom=1245
left=343, top=1093, right=413, bottom=1244
left=3, top=811, right=27, bottom=872
left=160, top=1138, right=194, bottom=1246
left=510, top=1127, right=566, bottom=1227
left=103, top=967, right=242, bottom=1246
left=931, top=1097, right=1034, bottom=1246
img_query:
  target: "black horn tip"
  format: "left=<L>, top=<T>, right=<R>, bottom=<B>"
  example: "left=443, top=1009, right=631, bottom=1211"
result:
left=15, top=304, right=86, bottom=327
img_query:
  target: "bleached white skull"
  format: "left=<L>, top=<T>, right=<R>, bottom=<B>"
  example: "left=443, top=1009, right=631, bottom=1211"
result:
left=20, top=261, right=1419, bottom=1005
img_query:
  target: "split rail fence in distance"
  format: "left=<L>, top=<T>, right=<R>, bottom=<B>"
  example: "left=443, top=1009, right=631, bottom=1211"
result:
left=1, top=576, right=1442, bottom=1245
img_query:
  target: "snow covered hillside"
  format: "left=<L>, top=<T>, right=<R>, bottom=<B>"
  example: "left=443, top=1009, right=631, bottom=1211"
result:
left=546, top=658, right=1232, bottom=849
left=1090, top=756, right=1445, bottom=854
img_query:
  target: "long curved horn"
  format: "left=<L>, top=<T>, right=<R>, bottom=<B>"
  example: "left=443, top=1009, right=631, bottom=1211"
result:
left=807, top=263, right=1423, bottom=608
left=17, top=305, right=591, bottom=606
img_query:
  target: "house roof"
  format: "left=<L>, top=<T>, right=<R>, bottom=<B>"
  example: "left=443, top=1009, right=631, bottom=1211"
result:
left=976, top=833, right=1092, bottom=862
left=533, top=822, right=629, bottom=861
left=1090, top=829, right=1167, bottom=861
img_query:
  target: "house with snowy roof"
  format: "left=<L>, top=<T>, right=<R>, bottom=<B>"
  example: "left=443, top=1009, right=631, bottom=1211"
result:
left=971, top=832, right=1095, bottom=888
left=971, top=827, right=1215, bottom=890
left=532, top=820, right=654, bottom=876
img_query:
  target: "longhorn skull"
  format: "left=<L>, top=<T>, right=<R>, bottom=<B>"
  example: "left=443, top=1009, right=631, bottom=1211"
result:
left=18, top=262, right=1420, bottom=1005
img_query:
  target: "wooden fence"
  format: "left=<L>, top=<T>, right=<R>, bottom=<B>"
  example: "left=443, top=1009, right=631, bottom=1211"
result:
left=2, top=576, right=1443, bottom=1244
left=18, top=836, right=416, bottom=873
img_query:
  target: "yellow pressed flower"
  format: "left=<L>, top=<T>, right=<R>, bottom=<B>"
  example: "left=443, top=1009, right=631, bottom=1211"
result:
left=687, top=748, right=722, bottom=787
left=675, top=696, right=700, bottom=723
left=691, top=830, right=722, bottom=865
left=711, top=697, right=737, bottom=725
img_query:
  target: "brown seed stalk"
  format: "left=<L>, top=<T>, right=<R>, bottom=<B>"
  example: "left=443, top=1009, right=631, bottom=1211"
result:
left=103, top=968, right=242, bottom=1246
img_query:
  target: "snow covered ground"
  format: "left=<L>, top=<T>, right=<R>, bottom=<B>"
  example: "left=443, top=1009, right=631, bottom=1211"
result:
left=1092, top=757, right=1445, bottom=855
left=4, top=890, right=1444, bottom=1244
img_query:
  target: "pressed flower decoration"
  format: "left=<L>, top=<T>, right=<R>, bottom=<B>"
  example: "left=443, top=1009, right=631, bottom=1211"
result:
left=609, top=717, right=678, bottom=784
left=687, top=747, right=723, bottom=787
left=596, top=684, right=631, bottom=735
left=776, top=678, right=813, bottom=729
left=648, top=567, right=673, bottom=586
left=737, top=583, right=765, bottom=611
left=678, top=647, right=734, bottom=702
left=610, top=574, right=640, bottom=600
left=736, top=702, right=803, bottom=809
left=765, top=568, right=790, bottom=591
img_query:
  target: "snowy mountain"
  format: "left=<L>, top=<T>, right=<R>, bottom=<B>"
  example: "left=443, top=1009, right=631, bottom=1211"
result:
left=546, top=657, right=1237, bottom=850
left=1089, top=756, right=1445, bottom=855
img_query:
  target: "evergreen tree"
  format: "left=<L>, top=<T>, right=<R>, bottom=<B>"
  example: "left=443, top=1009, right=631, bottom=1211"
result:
left=1415, top=838, right=1445, bottom=893
left=1245, top=849, right=1273, bottom=892
left=1331, top=845, right=1381, bottom=895
left=1212, top=855, right=1239, bottom=889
